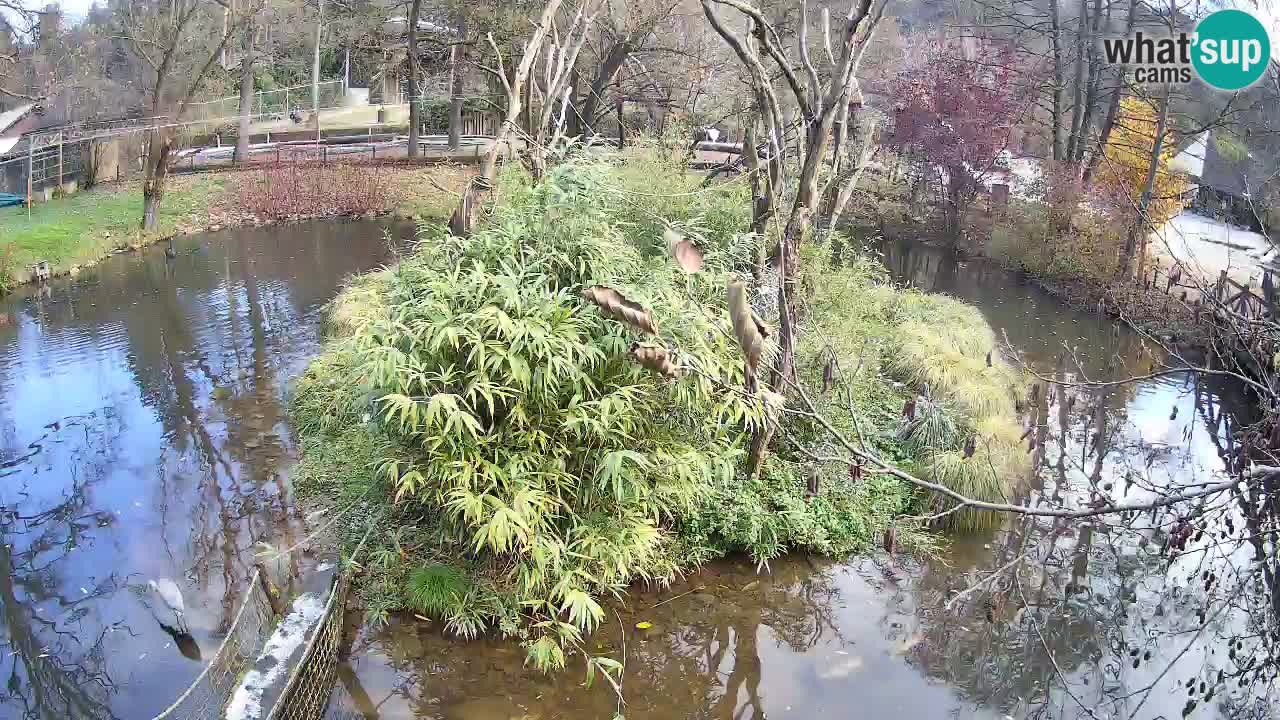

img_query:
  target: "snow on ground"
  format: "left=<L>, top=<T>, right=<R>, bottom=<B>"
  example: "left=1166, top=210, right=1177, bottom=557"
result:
left=1149, top=212, right=1275, bottom=288
left=224, top=592, right=327, bottom=720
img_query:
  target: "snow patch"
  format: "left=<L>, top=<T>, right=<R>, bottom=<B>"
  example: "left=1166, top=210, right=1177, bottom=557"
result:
left=224, top=593, right=327, bottom=720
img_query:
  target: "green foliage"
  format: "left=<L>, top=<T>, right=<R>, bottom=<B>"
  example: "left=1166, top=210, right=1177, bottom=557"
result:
left=406, top=564, right=470, bottom=617
left=0, top=176, right=222, bottom=280
left=898, top=397, right=959, bottom=454
left=1213, top=131, right=1250, bottom=164
left=293, top=156, right=767, bottom=665
left=0, top=243, right=14, bottom=295
left=792, top=243, right=1028, bottom=532
left=291, top=154, right=1025, bottom=671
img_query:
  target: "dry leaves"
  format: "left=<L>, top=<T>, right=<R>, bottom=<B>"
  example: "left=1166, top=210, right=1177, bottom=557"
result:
left=581, top=285, right=658, bottom=335
left=629, top=342, right=679, bottom=377
left=727, top=279, right=771, bottom=371
left=665, top=228, right=704, bottom=274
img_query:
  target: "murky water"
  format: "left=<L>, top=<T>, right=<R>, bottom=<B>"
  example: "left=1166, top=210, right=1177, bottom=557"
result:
left=0, top=219, right=407, bottom=719
left=327, top=239, right=1273, bottom=720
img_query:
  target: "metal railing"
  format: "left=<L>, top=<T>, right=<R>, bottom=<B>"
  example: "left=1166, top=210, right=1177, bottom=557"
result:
left=189, top=79, right=349, bottom=124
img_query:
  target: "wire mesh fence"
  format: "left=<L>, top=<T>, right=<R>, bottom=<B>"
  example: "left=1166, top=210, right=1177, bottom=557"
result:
left=150, top=569, right=277, bottom=720
left=268, top=572, right=350, bottom=720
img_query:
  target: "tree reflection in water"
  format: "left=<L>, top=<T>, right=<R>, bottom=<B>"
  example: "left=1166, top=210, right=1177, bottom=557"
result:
left=0, top=219, right=405, bottom=718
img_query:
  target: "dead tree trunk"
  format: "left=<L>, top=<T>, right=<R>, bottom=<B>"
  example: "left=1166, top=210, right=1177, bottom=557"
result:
left=701, top=0, right=884, bottom=476
left=448, top=0, right=568, bottom=236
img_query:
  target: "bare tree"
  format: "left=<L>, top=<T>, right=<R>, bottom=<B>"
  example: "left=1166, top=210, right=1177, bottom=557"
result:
left=700, top=0, right=885, bottom=474
left=524, top=0, right=600, bottom=179
left=447, top=0, right=567, bottom=236
left=121, top=0, right=248, bottom=230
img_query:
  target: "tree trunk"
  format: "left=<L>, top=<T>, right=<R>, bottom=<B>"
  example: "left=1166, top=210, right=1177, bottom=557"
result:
left=1074, top=0, right=1104, bottom=165
left=447, top=13, right=466, bottom=150
left=1083, top=0, right=1137, bottom=185
left=579, top=42, right=629, bottom=135
left=407, top=0, right=423, bottom=158
left=234, top=20, right=255, bottom=165
left=1065, top=0, right=1087, bottom=161
left=142, top=130, right=174, bottom=231
left=1120, top=88, right=1171, bottom=276
left=566, top=65, right=582, bottom=138
left=1048, top=0, right=1065, bottom=162
left=824, top=108, right=881, bottom=231
left=312, top=0, right=323, bottom=128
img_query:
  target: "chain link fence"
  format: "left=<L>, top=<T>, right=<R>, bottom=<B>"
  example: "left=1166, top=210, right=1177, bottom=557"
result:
left=268, top=572, right=349, bottom=720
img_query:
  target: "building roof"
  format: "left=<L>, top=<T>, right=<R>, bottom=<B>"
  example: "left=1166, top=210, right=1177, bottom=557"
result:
left=1199, top=131, right=1276, bottom=199
left=0, top=103, right=35, bottom=136
left=1170, top=130, right=1207, bottom=177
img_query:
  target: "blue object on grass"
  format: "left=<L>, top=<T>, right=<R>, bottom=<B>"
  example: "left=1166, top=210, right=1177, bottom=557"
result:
left=0, top=193, right=25, bottom=208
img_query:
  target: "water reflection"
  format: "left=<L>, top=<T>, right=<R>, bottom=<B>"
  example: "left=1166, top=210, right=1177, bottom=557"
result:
left=328, top=237, right=1275, bottom=720
left=0, top=219, right=406, bottom=719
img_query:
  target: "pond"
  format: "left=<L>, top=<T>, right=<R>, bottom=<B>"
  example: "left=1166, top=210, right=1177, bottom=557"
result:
left=0, top=219, right=409, bottom=719
left=321, top=238, right=1273, bottom=720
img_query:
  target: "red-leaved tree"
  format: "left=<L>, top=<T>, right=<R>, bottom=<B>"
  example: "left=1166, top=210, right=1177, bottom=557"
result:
left=885, top=37, right=1030, bottom=238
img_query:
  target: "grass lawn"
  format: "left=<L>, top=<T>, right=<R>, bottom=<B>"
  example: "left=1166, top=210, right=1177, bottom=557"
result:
left=0, top=175, right=224, bottom=283
left=0, top=163, right=471, bottom=290
left=388, top=164, right=472, bottom=222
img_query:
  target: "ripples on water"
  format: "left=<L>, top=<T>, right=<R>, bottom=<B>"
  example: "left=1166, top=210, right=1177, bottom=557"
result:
left=0, top=219, right=406, bottom=719
left=323, top=238, right=1275, bottom=720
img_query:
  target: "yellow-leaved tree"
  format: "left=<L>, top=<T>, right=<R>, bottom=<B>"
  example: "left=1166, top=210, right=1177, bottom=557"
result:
left=1094, top=97, right=1190, bottom=268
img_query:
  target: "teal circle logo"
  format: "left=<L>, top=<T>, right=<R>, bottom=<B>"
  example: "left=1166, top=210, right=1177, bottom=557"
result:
left=1192, top=9, right=1272, bottom=90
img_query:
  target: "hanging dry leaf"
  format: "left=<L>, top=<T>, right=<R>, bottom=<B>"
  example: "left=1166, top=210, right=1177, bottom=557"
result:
left=665, top=228, right=704, bottom=274
left=727, top=279, right=768, bottom=370
left=582, top=285, right=658, bottom=335
left=630, top=342, right=678, bottom=377
left=822, top=355, right=835, bottom=394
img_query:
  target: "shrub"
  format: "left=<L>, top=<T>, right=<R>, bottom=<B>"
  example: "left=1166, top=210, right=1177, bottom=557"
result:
left=293, top=157, right=766, bottom=667
left=293, top=155, right=1028, bottom=669
left=0, top=243, right=14, bottom=295
left=233, top=161, right=401, bottom=221
left=795, top=247, right=1029, bottom=531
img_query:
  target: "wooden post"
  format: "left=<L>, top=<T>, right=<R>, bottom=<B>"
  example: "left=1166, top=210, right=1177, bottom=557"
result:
left=26, top=141, right=33, bottom=220
left=56, top=134, right=63, bottom=190
left=616, top=97, right=624, bottom=149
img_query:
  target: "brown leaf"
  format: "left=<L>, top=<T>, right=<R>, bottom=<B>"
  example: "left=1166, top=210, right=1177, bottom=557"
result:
left=629, top=342, right=678, bottom=377
left=665, top=228, right=704, bottom=274
left=727, top=279, right=766, bottom=370
left=582, top=285, right=658, bottom=335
